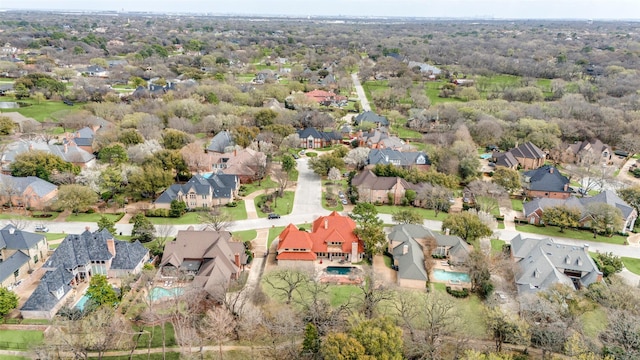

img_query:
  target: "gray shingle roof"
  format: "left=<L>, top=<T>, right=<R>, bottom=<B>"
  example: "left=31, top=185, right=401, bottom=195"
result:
left=207, top=130, right=234, bottom=153
left=494, top=151, right=519, bottom=168
left=354, top=111, right=389, bottom=126
left=388, top=224, right=470, bottom=281
left=0, top=251, right=30, bottom=283
left=511, top=235, right=601, bottom=294
left=524, top=165, right=570, bottom=193
left=523, top=191, right=636, bottom=221
left=21, top=267, right=73, bottom=312
left=0, top=225, right=45, bottom=250
left=22, top=229, right=148, bottom=313
left=2, top=141, right=94, bottom=166
left=155, top=173, right=238, bottom=205
left=297, top=128, right=341, bottom=142
left=510, top=142, right=546, bottom=159
left=0, top=174, right=57, bottom=198
left=368, top=149, right=430, bottom=167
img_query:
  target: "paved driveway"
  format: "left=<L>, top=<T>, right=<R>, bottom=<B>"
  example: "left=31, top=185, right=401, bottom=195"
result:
left=291, top=157, right=325, bottom=217
left=351, top=73, right=371, bottom=111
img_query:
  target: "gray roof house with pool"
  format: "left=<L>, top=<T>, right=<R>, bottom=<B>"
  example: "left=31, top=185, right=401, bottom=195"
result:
left=21, top=229, right=148, bottom=319
left=388, top=224, right=471, bottom=289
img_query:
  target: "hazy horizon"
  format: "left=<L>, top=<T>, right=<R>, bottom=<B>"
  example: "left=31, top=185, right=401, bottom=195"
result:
left=3, top=0, right=640, bottom=20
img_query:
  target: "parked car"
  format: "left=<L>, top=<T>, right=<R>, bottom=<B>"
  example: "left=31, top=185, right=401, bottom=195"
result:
left=338, top=191, right=345, bottom=199
left=341, top=199, right=348, bottom=205
left=292, top=153, right=300, bottom=159
left=34, top=225, right=49, bottom=232
left=267, top=213, right=281, bottom=219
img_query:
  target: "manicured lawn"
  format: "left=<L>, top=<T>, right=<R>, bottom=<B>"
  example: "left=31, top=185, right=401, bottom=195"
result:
left=233, top=229, right=257, bottom=242
left=497, top=222, right=505, bottom=229
left=490, top=239, right=506, bottom=254
left=622, top=257, right=640, bottom=275
left=0, top=212, right=58, bottom=221
left=288, top=169, right=299, bottom=181
left=44, top=232, right=66, bottom=241
left=147, top=202, right=247, bottom=225
left=424, top=81, right=463, bottom=105
left=375, top=205, right=449, bottom=221
left=134, top=323, right=177, bottom=348
left=267, top=226, right=286, bottom=249
left=510, top=198, right=523, bottom=212
left=262, top=272, right=360, bottom=308
left=0, top=329, right=43, bottom=349
left=0, top=356, right=29, bottom=360
left=581, top=308, right=608, bottom=338
left=515, top=224, right=627, bottom=245
left=408, top=141, right=427, bottom=151
left=240, top=177, right=277, bottom=196
left=0, top=99, right=81, bottom=122
left=453, top=295, right=487, bottom=338
left=255, top=191, right=294, bottom=218
left=66, top=212, right=123, bottom=223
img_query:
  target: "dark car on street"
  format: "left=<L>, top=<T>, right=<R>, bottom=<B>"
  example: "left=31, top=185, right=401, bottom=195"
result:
left=268, top=213, right=281, bottom=219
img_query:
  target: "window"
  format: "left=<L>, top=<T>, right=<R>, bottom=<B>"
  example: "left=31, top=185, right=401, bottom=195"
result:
left=33, top=255, right=38, bottom=264
left=13, top=269, right=19, bottom=277
left=190, top=193, right=196, bottom=199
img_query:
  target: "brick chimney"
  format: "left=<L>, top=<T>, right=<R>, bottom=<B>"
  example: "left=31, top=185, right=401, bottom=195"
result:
left=106, top=238, right=116, bottom=257
left=402, top=244, right=408, bottom=255
left=64, top=143, right=68, bottom=153
left=234, top=253, right=241, bottom=268
left=549, top=167, right=554, bottom=174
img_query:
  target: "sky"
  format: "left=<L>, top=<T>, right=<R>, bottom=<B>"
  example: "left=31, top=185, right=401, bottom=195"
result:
left=2, top=0, right=639, bottom=19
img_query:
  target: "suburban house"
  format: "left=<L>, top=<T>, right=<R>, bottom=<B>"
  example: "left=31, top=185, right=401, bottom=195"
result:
left=351, top=170, right=416, bottom=205
left=388, top=224, right=470, bottom=288
left=21, top=229, right=149, bottom=319
left=0, top=174, right=58, bottom=210
left=297, top=127, right=342, bottom=149
left=367, top=148, right=431, bottom=170
left=407, top=61, right=442, bottom=78
left=304, top=89, right=347, bottom=107
left=1, top=141, right=96, bottom=172
left=0, top=225, right=49, bottom=289
left=565, top=139, right=612, bottom=164
left=252, top=70, right=279, bottom=84
left=523, top=190, right=637, bottom=234
left=206, top=130, right=234, bottom=153
left=155, top=173, right=239, bottom=209
left=205, top=148, right=267, bottom=184
left=63, top=123, right=109, bottom=153
left=493, top=142, right=546, bottom=170
left=357, top=129, right=407, bottom=150
left=159, top=228, right=247, bottom=296
left=83, top=65, right=108, bottom=77
left=510, top=235, right=602, bottom=294
left=276, top=211, right=364, bottom=268
left=523, top=165, right=572, bottom=199
left=353, top=111, right=390, bottom=128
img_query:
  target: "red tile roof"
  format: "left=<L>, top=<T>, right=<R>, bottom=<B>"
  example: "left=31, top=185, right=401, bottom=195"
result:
left=276, top=212, right=364, bottom=261
left=304, top=89, right=347, bottom=104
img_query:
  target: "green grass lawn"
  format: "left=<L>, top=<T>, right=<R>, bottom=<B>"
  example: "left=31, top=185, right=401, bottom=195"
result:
left=0, top=212, right=58, bottom=221
left=261, top=272, right=360, bottom=308
left=490, top=239, right=506, bottom=254
left=268, top=226, right=286, bottom=249
left=424, top=81, right=463, bottom=105
left=240, top=177, right=277, bottom=195
left=622, top=257, right=640, bottom=275
left=288, top=169, right=299, bottom=182
left=0, top=329, right=43, bottom=349
left=515, top=224, right=627, bottom=245
left=134, top=323, right=176, bottom=349
left=510, top=198, right=524, bottom=212
left=66, top=212, right=123, bottom=223
left=408, top=141, right=427, bottom=151
left=147, top=202, right=247, bottom=225
left=255, top=191, right=294, bottom=218
left=0, top=98, right=81, bottom=122
left=44, top=232, right=66, bottom=241
left=233, top=229, right=257, bottom=242
left=497, top=222, right=505, bottom=229
left=580, top=307, right=608, bottom=338
left=375, top=205, right=449, bottom=221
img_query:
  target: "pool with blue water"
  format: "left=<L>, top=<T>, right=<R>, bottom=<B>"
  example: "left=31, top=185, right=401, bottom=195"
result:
left=432, top=269, right=471, bottom=283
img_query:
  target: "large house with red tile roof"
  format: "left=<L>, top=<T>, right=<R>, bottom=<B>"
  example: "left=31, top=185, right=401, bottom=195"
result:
left=304, top=89, right=347, bottom=107
left=276, top=211, right=364, bottom=268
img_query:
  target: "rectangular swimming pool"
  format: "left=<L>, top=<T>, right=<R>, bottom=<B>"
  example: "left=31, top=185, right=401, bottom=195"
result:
left=74, top=294, right=90, bottom=311
left=432, top=269, right=471, bottom=283
left=149, top=287, right=185, bottom=301
left=326, top=266, right=356, bottom=275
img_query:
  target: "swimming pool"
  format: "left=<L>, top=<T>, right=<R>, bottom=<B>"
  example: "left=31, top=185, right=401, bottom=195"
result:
left=149, top=287, right=185, bottom=301
left=432, top=269, right=471, bottom=283
left=480, top=153, right=493, bottom=160
left=74, top=294, right=90, bottom=311
left=326, top=266, right=356, bottom=275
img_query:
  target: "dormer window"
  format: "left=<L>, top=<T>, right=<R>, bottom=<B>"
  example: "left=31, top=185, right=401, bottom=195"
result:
left=565, top=255, right=571, bottom=265
left=54, top=286, right=65, bottom=300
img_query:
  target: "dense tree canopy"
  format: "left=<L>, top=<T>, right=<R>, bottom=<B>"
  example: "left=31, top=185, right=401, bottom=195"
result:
left=10, top=151, right=80, bottom=182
